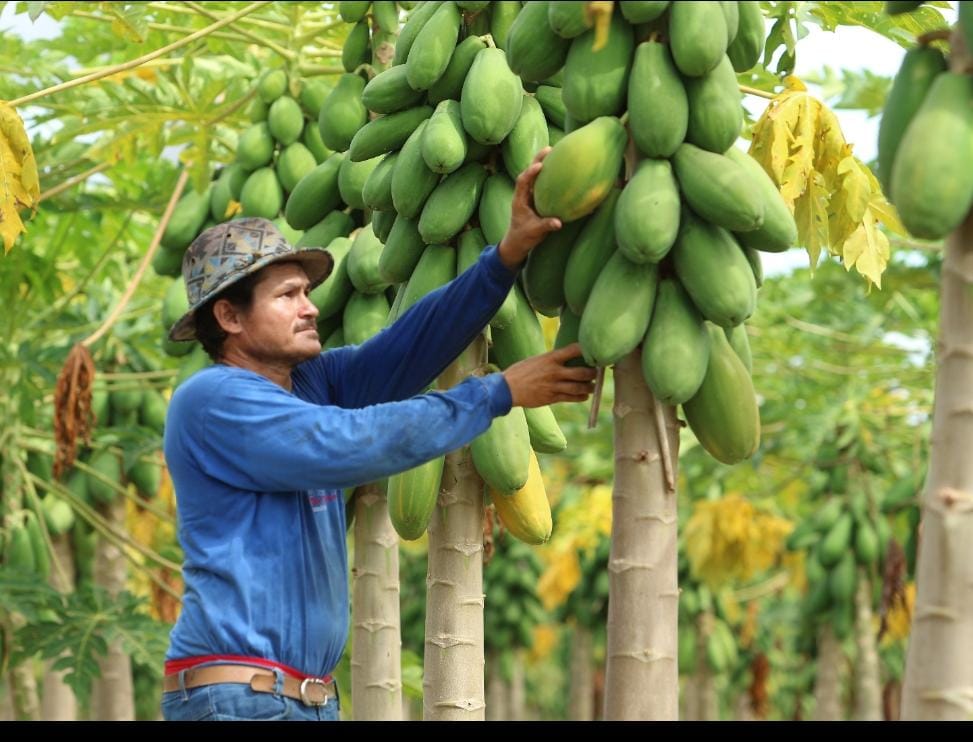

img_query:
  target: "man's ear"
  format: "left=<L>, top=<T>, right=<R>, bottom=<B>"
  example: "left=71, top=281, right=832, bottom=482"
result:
left=212, top=298, right=244, bottom=336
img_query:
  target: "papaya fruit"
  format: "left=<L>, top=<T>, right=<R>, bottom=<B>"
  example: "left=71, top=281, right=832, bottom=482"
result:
left=682, top=324, right=760, bottom=465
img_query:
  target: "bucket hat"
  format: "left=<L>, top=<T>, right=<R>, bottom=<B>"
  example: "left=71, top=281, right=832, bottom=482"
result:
left=168, top=217, right=333, bottom=342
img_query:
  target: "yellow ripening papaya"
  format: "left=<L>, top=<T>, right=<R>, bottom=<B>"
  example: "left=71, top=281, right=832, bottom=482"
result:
left=489, top=449, right=553, bottom=545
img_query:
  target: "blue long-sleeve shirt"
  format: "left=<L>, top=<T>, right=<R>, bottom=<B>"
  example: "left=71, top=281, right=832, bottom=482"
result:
left=163, top=245, right=516, bottom=678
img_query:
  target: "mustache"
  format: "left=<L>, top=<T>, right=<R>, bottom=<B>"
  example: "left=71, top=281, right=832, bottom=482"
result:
left=296, top=323, right=318, bottom=333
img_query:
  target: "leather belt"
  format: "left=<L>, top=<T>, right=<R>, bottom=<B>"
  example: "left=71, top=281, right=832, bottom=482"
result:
left=163, top=664, right=336, bottom=707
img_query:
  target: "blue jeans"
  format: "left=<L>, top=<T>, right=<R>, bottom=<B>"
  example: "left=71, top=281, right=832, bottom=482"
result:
left=161, top=668, right=340, bottom=721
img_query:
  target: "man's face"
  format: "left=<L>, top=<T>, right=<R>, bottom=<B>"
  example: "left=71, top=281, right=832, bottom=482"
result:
left=232, top=262, right=321, bottom=365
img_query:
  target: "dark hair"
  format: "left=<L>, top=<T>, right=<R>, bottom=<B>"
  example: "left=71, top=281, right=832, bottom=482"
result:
left=194, top=273, right=261, bottom=361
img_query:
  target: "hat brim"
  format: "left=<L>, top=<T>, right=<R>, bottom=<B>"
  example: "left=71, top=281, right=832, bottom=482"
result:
left=168, top=247, right=334, bottom=343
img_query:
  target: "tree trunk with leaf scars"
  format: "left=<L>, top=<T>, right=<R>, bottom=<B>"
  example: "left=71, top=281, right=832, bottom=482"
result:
left=852, top=570, right=881, bottom=721
left=568, top=625, right=595, bottom=721
left=423, top=338, right=488, bottom=721
left=90, top=497, right=134, bottom=720
left=813, top=624, right=842, bottom=721
left=41, top=534, right=77, bottom=720
left=351, top=482, right=402, bottom=720
left=902, top=207, right=973, bottom=720
left=604, top=352, right=681, bottom=720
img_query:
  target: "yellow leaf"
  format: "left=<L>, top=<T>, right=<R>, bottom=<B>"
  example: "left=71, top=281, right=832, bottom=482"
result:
left=794, top=170, right=829, bottom=270
left=0, top=102, right=40, bottom=252
left=868, top=191, right=908, bottom=237
left=842, top=210, right=889, bottom=289
left=829, top=156, right=871, bottom=248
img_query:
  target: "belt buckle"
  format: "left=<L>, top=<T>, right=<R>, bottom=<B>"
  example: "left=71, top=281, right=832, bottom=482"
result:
left=299, top=677, right=329, bottom=707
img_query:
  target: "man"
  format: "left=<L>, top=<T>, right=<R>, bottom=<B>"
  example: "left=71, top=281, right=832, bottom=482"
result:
left=160, top=150, right=596, bottom=721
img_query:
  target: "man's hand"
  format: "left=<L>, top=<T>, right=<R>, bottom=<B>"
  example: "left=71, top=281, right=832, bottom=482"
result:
left=502, top=343, right=597, bottom=408
left=497, top=147, right=563, bottom=271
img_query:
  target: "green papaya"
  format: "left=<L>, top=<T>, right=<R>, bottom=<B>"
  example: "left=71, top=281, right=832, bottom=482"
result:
left=491, top=284, right=547, bottom=369
left=628, top=41, right=688, bottom=159
left=673, top=143, right=764, bottom=232
left=642, top=279, right=710, bottom=405
left=343, top=290, right=390, bottom=345
left=534, top=85, right=566, bottom=129
left=400, top=245, right=457, bottom=314
left=725, top=146, right=798, bottom=252
left=877, top=46, right=947, bottom=193
left=285, top=153, right=344, bottom=230
left=682, top=324, right=760, bottom=464
left=460, top=47, right=524, bottom=145
left=523, top=218, right=586, bottom=317
left=421, top=99, right=468, bottom=174
left=378, top=215, right=427, bottom=284
left=524, top=406, right=567, bottom=454
left=257, top=69, right=288, bottom=104
left=236, top=122, right=275, bottom=171
left=727, top=1, right=764, bottom=72
left=318, top=73, right=368, bottom=153
left=615, top=158, right=681, bottom=264
left=489, top=0, right=521, bottom=50
left=342, top=20, right=371, bottom=73
left=579, top=252, right=658, bottom=367
left=362, top=152, right=399, bottom=212
left=267, top=95, right=304, bottom=146
left=309, top=236, right=354, bottom=317
left=240, top=167, right=283, bottom=220
left=502, top=95, right=549, bottom=178
left=685, top=55, right=743, bottom=154
left=418, top=162, right=488, bottom=244
left=427, top=35, right=488, bottom=104
left=670, top=1, right=728, bottom=77
left=338, top=153, right=383, bottom=210
left=391, top=120, right=441, bottom=218
left=562, top=13, right=634, bottom=123
left=534, top=117, right=626, bottom=223
left=548, top=0, right=591, bottom=38
left=471, top=406, right=531, bottom=495
left=478, top=172, right=515, bottom=246
left=406, top=1, right=461, bottom=91
left=346, top=225, right=390, bottom=295
left=671, top=211, right=756, bottom=328
left=563, top=187, right=621, bottom=314
left=349, top=105, right=434, bottom=162
left=161, top=189, right=211, bottom=251
left=362, top=65, right=425, bottom=114
left=506, top=1, right=571, bottom=82
left=890, top=72, right=973, bottom=240
left=394, top=0, right=441, bottom=65
left=388, top=455, right=446, bottom=540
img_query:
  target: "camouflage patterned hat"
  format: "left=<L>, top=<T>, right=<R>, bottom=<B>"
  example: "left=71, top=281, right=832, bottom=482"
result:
left=168, top=217, right=333, bottom=342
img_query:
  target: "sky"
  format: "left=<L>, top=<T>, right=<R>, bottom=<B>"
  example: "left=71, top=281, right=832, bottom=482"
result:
left=1, top=2, right=961, bottom=278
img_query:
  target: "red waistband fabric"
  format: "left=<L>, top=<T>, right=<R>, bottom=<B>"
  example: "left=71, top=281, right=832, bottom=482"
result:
left=164, top=654, right=333, bottom=683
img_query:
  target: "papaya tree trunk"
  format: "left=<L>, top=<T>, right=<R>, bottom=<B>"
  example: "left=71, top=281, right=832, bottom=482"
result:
left=691, top=614, right=718, bottom=721
left=41, top=533, right=77, bottom=721
left=568, top=625, right=594, bottom=721
left=813, top=624, right=842, bottom=721
left=422, top=339, right=487, bottom=720
left=6, top=655, right=39, bottom=721
left=351, top=482, right=402, bottom=720
left=604, top=351, right=680, bottom=720
left=90, top=498, right=133, bottom=721
left=852, top=570, right=881, bottom=721
left=485, top=649, right=507, bottom=720
left=0, top=678, right=13, bottom=720
left=508, top=650, right=526, bottom=721
left=901, top=201, right=973, bottom=719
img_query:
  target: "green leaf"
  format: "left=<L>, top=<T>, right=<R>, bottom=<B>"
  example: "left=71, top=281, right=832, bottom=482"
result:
left=805, top=0, right=953, bottom=47
left=100, top=1, right=148, bottom=43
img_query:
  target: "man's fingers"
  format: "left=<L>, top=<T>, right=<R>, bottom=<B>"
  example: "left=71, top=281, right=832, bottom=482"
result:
left=549, top=342, right=585, bottom=362
left=559, top=365, right=598, bottom=381
left=531, top=146, right=553, bottom=165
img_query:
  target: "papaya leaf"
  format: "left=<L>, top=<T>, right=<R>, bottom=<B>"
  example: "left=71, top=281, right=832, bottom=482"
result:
left=749, top=82, right=901, bottom=288
left=841, top=210, right=890, bottom=289
left=805, top=0, right=953, bottom=47
left=99, top=1, right=148, bottom=44
left=11, top=585, right=169, bottom=707
left=0, top=102, right=40, bottom=252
